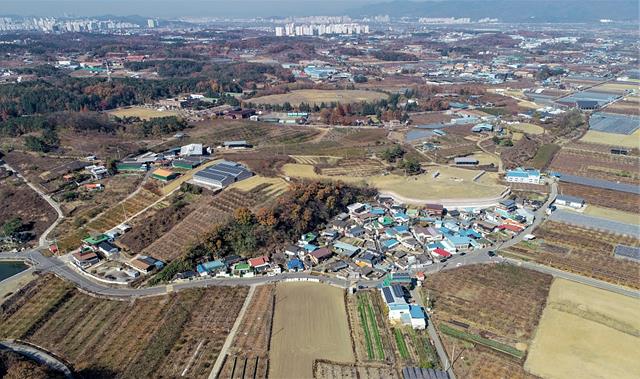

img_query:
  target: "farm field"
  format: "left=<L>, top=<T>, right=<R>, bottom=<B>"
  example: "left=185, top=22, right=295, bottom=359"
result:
left=579, top=129, right=640, bottom=148
left=559, top=182, right=639, bottom=213
left=525, top=279, right=640, bottom=379
left=591, top=82, right=639, bottom=94
left=549, top=148, right=639, bottom=184
left=166, top=120, right=321, bottom=151
left=217, top=285, right=274, bottom=379
left=439, top=334, right=537, bottom=379
left=508, top=123, right=545, bottom=135
left=424, top=264, right=552, bottom=379
left=605, top=96, right=640, bottom=116
left=249, top=89, right=388, bottom=106
left=291, top=155, right=342, bottom=165
left=0, top=174, right=57, bottom=243
left=315, top=361, right=399, bottom=379
left=425, top=264, right=551, bottom=348
left=281, top=163, right=506, bottom=202
left=269, top=282, right=354, bottom=379
left=320, top=158, right=387, bottom=177
left=505, top=221, right=640, bottom=289
left=108, top=106, right=179, bottom=120
left=583, top=205, right=639, bottom=225
left=228, top=175, right=290, bottom=201
left=282, top=128, right=392, bottom=158
left=0, top=274, right=248, bottom=379
left=55, top=187, right=161, bottom=253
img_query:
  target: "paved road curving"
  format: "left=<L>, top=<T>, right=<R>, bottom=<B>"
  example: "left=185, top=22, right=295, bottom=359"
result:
left=2, top=180, right=638, bottom=300
left=0, top=340, right=74, bottom=378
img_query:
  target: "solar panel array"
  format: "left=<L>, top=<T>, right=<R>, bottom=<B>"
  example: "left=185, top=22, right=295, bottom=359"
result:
left=614, top=245, right=640, bottom=262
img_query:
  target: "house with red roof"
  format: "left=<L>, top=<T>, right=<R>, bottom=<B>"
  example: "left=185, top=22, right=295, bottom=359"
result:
left=248, top=256, right=270, bottom=273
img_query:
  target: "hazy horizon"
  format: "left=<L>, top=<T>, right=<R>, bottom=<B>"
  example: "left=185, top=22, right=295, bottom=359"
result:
left=2, top=0, right=377, bottom=18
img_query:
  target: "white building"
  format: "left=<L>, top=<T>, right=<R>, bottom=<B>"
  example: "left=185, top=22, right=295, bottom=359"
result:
left=554, top=195, right=585, bottom=209
left=505, top=168, right=541, bottom=184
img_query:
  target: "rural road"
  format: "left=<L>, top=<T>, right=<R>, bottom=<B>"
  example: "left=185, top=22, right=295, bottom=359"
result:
left=411, top=288, right=456, bottom=379
left=0, top=340, right=74, bottom=378
left=2, top=177, right=638, bottom=300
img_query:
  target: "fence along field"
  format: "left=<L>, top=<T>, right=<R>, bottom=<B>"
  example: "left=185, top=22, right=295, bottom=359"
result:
left=0, top=274, right=248, bottom=379
left=505, top=221, right=640, bottom=289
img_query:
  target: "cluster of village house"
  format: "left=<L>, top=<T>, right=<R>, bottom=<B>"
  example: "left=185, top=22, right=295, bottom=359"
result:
left=66, top=191, right=537, bottom=287
left=194, top=196, right=538, bottom=281
left=67, top=224, right=165, bottom=281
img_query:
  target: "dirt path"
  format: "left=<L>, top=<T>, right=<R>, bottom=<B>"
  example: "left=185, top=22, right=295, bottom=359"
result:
left=476, top=136, right=504, bottom=173
left=208, top=284, right=256, bottom=379
left=2, top=163, right=64, bottom=247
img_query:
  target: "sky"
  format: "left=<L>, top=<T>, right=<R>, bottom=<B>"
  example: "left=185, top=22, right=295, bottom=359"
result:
left=1, top=0, right=385, bottom=18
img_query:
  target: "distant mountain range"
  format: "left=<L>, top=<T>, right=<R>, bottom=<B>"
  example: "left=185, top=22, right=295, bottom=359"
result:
left=348, top=0, right=640, bottom=22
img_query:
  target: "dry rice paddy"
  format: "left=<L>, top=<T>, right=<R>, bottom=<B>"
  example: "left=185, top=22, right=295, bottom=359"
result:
left=525, top=279, right=640, bottom=379
left=579, top=130, right=640, bottom=148
left=269, top=282, right=354, bottom=379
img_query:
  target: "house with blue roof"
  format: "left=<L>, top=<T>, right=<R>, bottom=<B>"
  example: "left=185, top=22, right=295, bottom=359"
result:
left=506, top=167, right=541, bottom=184
left=303, top=244, right=318, bottom=253
left=393, top=212, right=410, bottom=223
left=287, top=258, right=305, bottom=272
left=380, top=284, right=426, bottom=329
left=196, top=260, right=226, bottom=276
left=445, top=234, right=473, bottom=251
left=333, top=241, right=360, bottom=257
left=381, top=238, right=400, bottom=252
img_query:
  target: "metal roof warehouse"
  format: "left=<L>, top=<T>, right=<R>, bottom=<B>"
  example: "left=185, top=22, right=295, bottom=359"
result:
left=192, top=161, right=252, bottom=188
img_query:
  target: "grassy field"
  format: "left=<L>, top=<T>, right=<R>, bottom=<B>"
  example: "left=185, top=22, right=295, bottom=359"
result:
left=591, top=82, right=639, bottom=94
left=281, top=163, right=506, bottom=202
left=509, top=123, right=545, bottom=135
left=583, top=205, right=639, bottom=224
left=108, top=106, right=179, bottom=120
left=270, top=282, right=354, bottom=379
left=250, top=89, right=388, bottom=106
left=228, top=175, right=290, bottom=199
left=580, top=129, right=640, bottom=148
left=529, top=143, right=561, bottom=170
left=525, top=279, right=640, bottom=379
left=467, top=151, right=500, bottom=166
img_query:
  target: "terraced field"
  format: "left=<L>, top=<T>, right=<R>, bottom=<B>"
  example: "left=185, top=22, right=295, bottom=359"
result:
left=144, top=185, right=282, bottom=262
